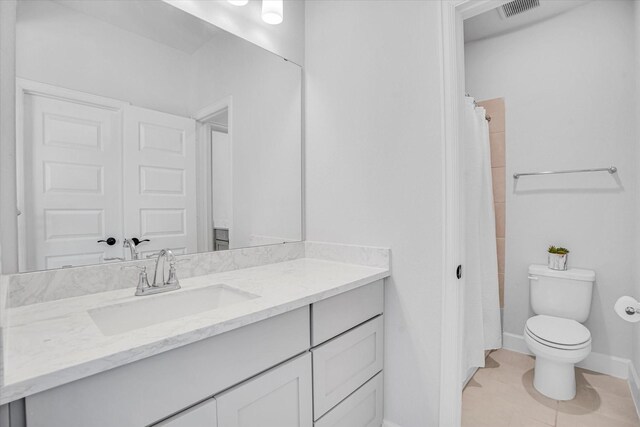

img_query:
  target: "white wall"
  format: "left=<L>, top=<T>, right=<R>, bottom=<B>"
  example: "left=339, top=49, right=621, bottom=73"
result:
left=164, top=0, right=304, bottom=65
left=465, top=0, right=637, bottom=359
left=634, top=0, right=640, bottom=378
left=16, top=0, right=192, bottom=117
left=305, top=1, right=444, bottom=426
left=190, top=32, right=302, bottom=249
left=0, top=0, right=17, bottom=274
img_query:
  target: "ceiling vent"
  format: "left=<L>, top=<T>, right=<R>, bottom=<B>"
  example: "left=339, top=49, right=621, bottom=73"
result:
left=498, top=0, right=541, bottom=19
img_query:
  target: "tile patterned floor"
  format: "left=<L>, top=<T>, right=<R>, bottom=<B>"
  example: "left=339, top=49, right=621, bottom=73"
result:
left=462, top=349, right=640, bottom=427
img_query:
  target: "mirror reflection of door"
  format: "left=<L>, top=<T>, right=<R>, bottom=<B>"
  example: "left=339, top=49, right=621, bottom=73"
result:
left=20, top=86, right=125, bottom=271
left=123, top=106, right=197, bottom=260
left=19, top=83, right=198, bottom=271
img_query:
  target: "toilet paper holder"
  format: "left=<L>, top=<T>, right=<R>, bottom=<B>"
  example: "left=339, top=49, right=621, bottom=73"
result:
left=615, top=296, right=640, bottom=323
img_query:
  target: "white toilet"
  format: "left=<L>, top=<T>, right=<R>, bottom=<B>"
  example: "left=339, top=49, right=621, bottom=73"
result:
left=523, top=264, right=595, bottom=400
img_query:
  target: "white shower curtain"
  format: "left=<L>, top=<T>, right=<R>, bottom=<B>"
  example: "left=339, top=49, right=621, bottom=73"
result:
left=461, top=97, right=502, bottom=381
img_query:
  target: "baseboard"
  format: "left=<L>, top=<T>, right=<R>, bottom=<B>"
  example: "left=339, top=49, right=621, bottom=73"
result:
left=579, top=350, right=631, bottom=379
left=502, top=332, right=532, bottom=355
left=382, top=420, right=402, bottom=427
left=501, top=332, right=630, bottom=379
left=629, top=362, right=640, bottom=420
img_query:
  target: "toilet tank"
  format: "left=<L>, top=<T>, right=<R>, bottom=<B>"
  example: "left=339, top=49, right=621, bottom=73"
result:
left=528, top=264, right=595, bottom=323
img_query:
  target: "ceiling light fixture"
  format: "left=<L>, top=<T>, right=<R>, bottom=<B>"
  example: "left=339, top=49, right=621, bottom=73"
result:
left=228, top=0, right=249, bottom=6
left=261, top=0, right=283, bottom=25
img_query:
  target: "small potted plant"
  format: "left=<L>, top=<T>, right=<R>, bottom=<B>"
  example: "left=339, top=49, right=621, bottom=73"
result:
left=548, top=245, right=570, bottom=271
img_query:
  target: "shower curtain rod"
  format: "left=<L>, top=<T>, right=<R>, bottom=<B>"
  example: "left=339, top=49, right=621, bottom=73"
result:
left=465, top=94, right=492, bottom=122
left=513, top=166, right=618, bottom=179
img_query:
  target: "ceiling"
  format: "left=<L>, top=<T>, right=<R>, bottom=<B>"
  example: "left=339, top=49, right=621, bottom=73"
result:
left=54, top=0, right=222, bottom=54
left=464, top=0, right=591, bottom=43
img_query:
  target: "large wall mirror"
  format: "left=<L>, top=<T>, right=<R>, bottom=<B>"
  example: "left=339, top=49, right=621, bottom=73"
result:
left=11, top=0, right=302, bottom=273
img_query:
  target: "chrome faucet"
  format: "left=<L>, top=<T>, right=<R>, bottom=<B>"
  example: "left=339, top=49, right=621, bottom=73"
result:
left=123, top=238, right=150, bottom=260
left=123, top=249, right=186, bottom=296
left=150, top=249, right=177, bottom=288
left=123, top=238, right=139, bottom=260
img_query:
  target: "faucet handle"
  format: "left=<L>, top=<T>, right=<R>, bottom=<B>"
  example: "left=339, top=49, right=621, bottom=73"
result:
left=166, top=260, right=189, bottom=288
left=122, top=265, right=151, bottom=295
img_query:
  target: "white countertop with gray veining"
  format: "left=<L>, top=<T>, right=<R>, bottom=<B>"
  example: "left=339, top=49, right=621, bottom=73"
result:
left=1, top=257, right=389, bottom=404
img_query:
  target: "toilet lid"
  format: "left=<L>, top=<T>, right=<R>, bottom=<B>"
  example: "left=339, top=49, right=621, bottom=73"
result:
left=525, top=315, right=591, bottom=347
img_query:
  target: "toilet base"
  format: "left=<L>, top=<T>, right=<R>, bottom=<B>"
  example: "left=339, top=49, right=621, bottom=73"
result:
left=533, top=356, right=576, bottom=400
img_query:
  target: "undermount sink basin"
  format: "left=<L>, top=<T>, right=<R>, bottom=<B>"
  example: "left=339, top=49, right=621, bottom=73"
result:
left=89, top=284, right=259, bottom=336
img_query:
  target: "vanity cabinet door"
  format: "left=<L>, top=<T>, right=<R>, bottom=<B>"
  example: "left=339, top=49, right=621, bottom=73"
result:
left=216, top=353, right=312, bottom=427
left=312, top=316, right=384, bottom=419
left=154, top=398, right=217, bottom=427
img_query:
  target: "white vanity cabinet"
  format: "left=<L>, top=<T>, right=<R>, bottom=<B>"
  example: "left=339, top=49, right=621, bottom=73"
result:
left=21, top=280, right=385, bottom=427
left=310, top=280, right=384, bottom=426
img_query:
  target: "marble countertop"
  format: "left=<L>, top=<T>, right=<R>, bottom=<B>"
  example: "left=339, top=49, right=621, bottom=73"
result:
left=1, top=258, right=389, bottom=404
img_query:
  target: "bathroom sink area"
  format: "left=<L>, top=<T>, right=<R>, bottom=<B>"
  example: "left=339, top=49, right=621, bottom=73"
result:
left=1, top=252, right=390, bottom=410
left=89, top=285, right=259, bottom=336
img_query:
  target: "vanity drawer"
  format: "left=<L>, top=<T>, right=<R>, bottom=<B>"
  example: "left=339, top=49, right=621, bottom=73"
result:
left=312, top=316, right=384, bottom=419
left=315, top=372, right=383, bottom=427
left=154, top=398, right=217, bottom=427
left=311, top=280, right=383, bottom=346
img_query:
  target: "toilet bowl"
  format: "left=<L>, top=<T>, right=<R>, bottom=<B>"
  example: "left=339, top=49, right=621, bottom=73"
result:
left=524, top=265, right=595, bottom=401
left=524, top=314, right=591, bottom=400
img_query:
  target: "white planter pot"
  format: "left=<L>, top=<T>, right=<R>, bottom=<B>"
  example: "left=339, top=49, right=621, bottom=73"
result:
left=548, top=253, right=568, bottom=271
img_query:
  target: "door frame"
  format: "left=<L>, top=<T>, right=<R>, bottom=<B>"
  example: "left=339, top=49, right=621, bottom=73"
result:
left=194, top=96, right=234, bottom=252
left=438, top=1, right=510, bottom=426
left=15, top=78, right=128, bottom=271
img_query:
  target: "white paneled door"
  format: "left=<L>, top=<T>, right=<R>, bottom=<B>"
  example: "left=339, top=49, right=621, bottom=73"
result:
left=123, top=106, right=197, bottom=258
left=20, top=83, right=198, bottom=270
left=22, top=93, right=124, bottom=270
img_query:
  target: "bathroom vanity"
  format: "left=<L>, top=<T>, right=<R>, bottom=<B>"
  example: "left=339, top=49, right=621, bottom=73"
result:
left=0, top=243, right=389, bottom=427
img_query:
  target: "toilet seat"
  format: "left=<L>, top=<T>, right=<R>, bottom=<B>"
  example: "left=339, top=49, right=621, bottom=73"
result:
left=525, top=315, right=591, bottom=350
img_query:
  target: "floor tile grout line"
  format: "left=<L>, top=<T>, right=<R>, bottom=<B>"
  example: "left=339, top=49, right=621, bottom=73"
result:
left=463, top=349, right=640, bottom=427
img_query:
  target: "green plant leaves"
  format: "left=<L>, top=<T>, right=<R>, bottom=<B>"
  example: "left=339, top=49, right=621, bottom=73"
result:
left=548, top=245, right=569, bottom=254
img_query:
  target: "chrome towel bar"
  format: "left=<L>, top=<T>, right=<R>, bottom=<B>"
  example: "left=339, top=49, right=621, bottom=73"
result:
left=513, top=166, right=617, bottom=180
